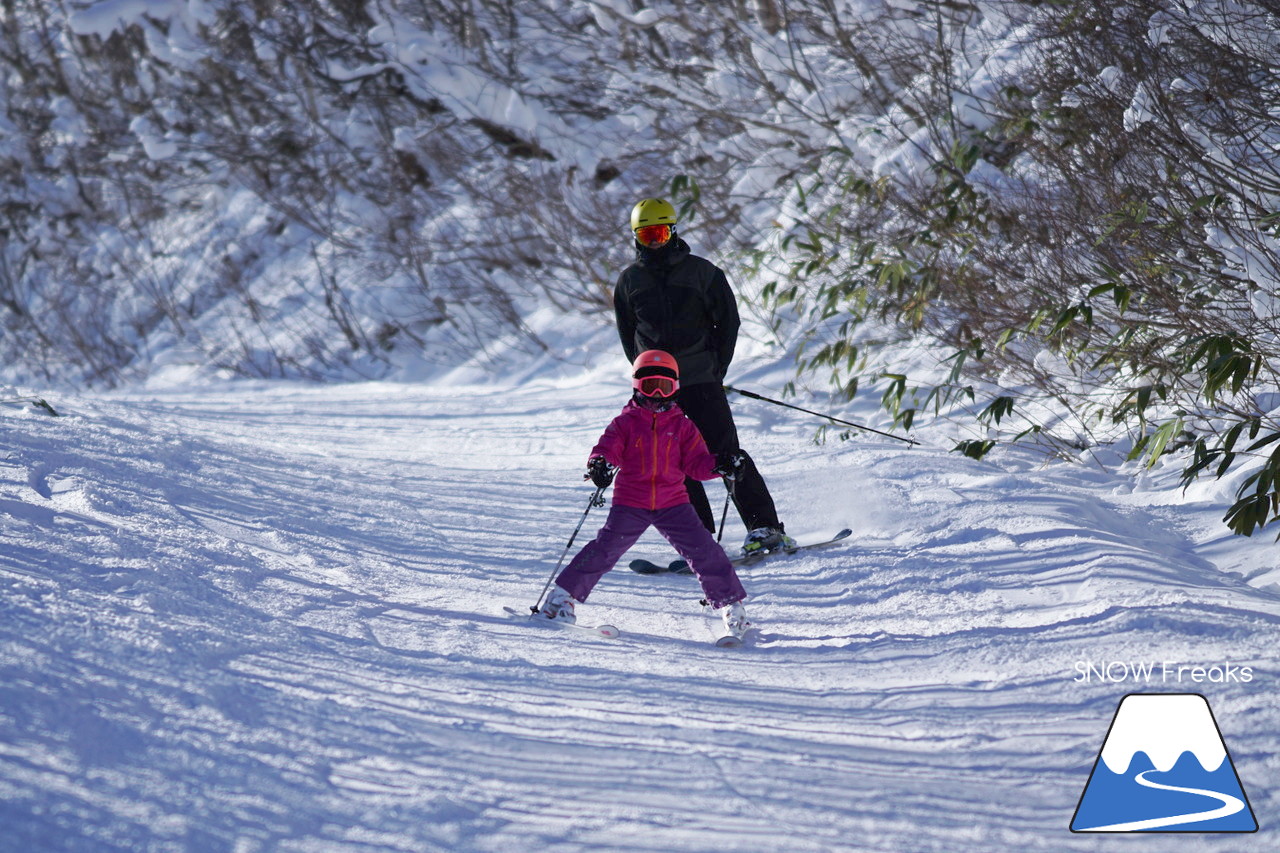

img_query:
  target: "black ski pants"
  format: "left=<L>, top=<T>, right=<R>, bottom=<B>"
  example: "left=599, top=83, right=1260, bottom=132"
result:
left=677, top=382, right=783, bottom=535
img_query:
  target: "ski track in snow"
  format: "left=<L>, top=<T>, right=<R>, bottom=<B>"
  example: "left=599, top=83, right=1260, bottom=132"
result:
left=1, top=380, right=1277, bottom=851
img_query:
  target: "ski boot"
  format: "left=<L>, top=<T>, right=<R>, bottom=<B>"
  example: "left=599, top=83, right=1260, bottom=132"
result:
left=721, top=601, right=751, bottom=635
left=741, top=526, right=797, bottom=558
left=538, top=586, right=577, bottom=624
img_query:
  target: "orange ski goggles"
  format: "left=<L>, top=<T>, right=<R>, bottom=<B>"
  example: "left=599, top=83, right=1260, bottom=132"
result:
left=634, top=223, right=673, bottom=248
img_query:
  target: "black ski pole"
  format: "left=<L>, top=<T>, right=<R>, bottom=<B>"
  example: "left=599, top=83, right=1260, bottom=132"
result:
left=531, top=485, right=607, bottom=614
left=716, top=475, right=735, bottom=543
left=725, top=385, right=919, bottom=446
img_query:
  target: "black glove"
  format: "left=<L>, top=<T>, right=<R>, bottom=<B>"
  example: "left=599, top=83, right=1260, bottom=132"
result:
left=585, top=456, right=616, bottom=488
left=714, top=449, right=747, bottom=479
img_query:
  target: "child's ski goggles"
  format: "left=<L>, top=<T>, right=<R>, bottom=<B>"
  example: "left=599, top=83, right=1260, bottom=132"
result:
left=636, top=374, right=678, bottom=398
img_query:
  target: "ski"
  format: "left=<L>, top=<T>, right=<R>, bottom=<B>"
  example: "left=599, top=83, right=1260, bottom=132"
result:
left=715, top=624, right=754, bottom=648
left=629, top=527, right=853, bottom=575
left=715, top=631, right=747, bottom=648
left=628, top=557, right=688, bottom=575
left=0, top=395, right=58, bottom=417
left=502, top=606, right=620, bottom=639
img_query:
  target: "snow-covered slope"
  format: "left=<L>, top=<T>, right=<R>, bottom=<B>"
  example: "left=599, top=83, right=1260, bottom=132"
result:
left=2, top=372, right=1276, bottom=851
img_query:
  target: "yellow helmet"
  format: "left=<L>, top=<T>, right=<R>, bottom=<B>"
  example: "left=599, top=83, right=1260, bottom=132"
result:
left=629, top=198, right=677, bottom=232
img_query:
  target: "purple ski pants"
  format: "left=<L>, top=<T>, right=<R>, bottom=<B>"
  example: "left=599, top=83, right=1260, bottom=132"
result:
left=555, top=503, right=746, bottom=609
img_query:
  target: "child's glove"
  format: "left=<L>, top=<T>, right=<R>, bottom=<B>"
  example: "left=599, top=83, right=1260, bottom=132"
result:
left=585, top=456, right=616, bottom=488
left=714, top=449, right=747, bottom=479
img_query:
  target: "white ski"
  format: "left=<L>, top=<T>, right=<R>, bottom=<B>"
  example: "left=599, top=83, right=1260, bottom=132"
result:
left=714, top=612, right=754, bottom=648
left=502, top=606, right=620, bottom=639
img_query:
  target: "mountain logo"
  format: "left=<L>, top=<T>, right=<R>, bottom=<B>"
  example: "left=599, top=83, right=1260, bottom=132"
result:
left=1071, top=693, right=1258, bottom=832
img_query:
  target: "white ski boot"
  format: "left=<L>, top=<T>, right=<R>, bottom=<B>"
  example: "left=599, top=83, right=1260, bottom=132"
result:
left=716, top=601, right=752, bottom=647
left=538, top=586, right=577, bottom=625
left=721, top=601, right=748, bottom=632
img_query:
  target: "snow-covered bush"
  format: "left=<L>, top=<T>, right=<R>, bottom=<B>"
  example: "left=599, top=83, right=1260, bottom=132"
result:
left=765, top=0, right=1280, bottom=536
left=0, top=0, right=936, bottom=387
left=0, top=1, right=667, bottom=382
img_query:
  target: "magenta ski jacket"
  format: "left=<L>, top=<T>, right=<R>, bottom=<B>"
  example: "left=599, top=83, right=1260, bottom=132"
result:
left=591, top=400, right=719, bottom=510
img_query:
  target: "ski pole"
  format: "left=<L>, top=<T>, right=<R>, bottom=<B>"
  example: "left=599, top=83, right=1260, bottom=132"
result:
left=716, top=464, right=739, bottom=543
left=716, top=479, right=732, bottom=543
left=724, top=385, right=919, bottom=446
left=531, top=485, right=607, bottom=614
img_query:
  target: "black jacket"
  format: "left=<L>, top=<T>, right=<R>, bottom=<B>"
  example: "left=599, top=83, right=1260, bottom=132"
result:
left=613, top=238, right=740, bottom=387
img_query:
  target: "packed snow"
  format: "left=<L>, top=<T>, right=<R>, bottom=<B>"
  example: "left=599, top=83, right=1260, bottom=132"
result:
left=2, top=343, right=1276, bottom=851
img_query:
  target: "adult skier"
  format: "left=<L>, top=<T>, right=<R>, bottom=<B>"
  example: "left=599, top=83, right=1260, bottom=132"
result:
left=614, top=197, right=794, bottom=557
left=539, top=350, right=749, bottom=636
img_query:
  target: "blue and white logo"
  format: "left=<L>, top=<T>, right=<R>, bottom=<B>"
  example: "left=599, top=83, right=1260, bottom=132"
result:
left=1072, top=693, right=1257, bottom=832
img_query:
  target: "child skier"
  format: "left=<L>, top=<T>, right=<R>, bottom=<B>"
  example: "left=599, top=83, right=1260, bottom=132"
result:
left=539, top=350, right=750, bottom=636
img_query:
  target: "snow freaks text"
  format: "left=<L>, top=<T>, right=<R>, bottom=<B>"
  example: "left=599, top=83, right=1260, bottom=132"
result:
left=1073, top=661, right=1255, bottom=684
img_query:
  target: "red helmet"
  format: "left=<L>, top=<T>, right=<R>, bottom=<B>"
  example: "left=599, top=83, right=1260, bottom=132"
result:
left=631, top=350, right=679, bottom=398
